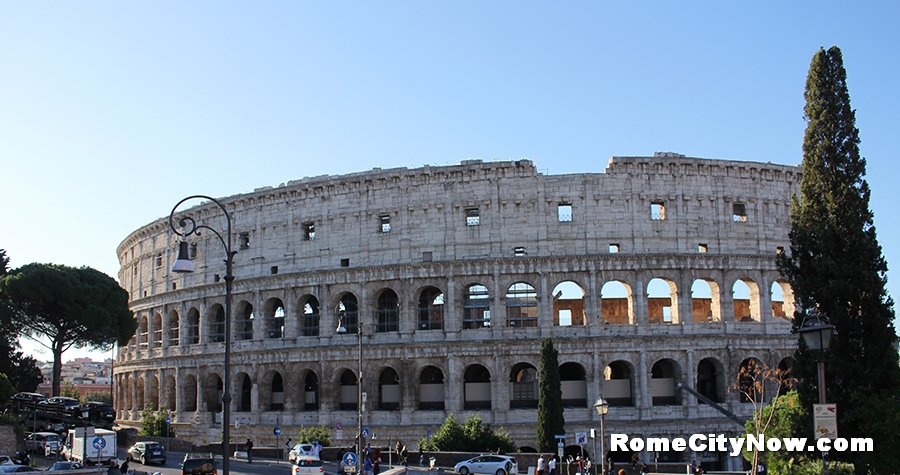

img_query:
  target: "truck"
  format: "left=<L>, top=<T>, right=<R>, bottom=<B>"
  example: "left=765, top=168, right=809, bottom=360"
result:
left=62, top=427, right=118, bottom=466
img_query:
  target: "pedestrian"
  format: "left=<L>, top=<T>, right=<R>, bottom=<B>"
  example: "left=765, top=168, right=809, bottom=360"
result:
left=364, top=455, right=374, bottom=475
left=640, top=462, right=649, bottom=474
left=374, top=457, right=382, bottom=475
left=119, top=460, right=129, bottom=475
left=537, top=454, right=546, bottom=475
left=583, top=457, right=591, bottom=475
left=286, top=438, right=293, bottom=460
left=246, top=438, right=254, bottom=463
left=549, top=455, right=557, bottom=475
left=566, top=455, right=574, bottom=475
left=418, top=444, right=424, bottom=466
left=401, top=446, right=409, bottom=466
left=630, top=453, right=638, bottom=469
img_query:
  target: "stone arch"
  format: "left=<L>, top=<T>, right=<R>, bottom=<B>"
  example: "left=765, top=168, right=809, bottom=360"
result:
left=417, top=286, right=445, bottom=331
left=650, top=358, right=682, bottom=405
left=378, top=367, right=400, bottom=411
left=163, top=374, right=176, bottom=410
left=338, top=369, right=358, bottom=411
left=506, top=282, right=538, bottom=327
left=135, top=376, right=145, bottom=410
left=374, top=288, right=399, bottom=333
left=208, top=304, right=225, bottom=343
left=601, top=281, right=633, bottom=324
left=235, top=300, right=254, bottom=340
left=777, top=357, right=795, bottom=396
left=149, top=375, right=160, bottom=409
left=552, top=280, right=586, bottom=326
left=463, top=364, right=491, bottom=410
left=264, top=298, right=285, bottom=339
left=336, top=293, right=359, bottom=329
left=560, top=362, right=587, bottom=408
left=167, top=310, right=180, bottom=346
left=203, top=373, right=223, bottom=413
left=259, top=370, right=284, bottom=411
left=691, top=279, right=721, bottom=322
left=138, top=315, right=149, bottom=349
left=738, top=357, right=764, bottom=403
left=152, top=312, right=163, bottom=348
left=462, top=283, right=491, bottom=329
left=186, top=307, right=200, bottom=345
left=770, top=279, right=795, bottom=320
left=696, top=358, right=725, bottom=403
left=732, top=278, right=761, bottom=322
left=509, top=363, right=538, bottom=409
left=302, top=370, right=320, bottom=411
left=183, top=374, right=198, bottom=412
left=233, top=372, right=252, bottom=412
left=419, top=366, right=445, bottom=410
left=647, top=277, right=679, bottom=324
left=603, top=360, right=634, bottom=406
left=298, top=295, right=321, bottom=337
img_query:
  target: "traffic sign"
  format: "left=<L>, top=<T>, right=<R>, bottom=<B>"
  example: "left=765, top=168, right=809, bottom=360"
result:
left=362, top=428, right=370, bottom=438
left=343, top=452, right=358, bottom=466
left=554, top=434, right=566, bottom=439
left=575, top=432, right=587, bottom=445
left=274, top=426, right=282, bottom=436
left=166, top=417, right=171, bottom=425
left=92, top=437, right=106, bottom=450
left=336, top=422, right=344, bottom=430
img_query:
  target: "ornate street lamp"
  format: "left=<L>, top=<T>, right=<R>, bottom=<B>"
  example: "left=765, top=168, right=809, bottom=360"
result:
left=336, top=306, right=364, bottom=474
left=593, top=397, right=609, bottom=475
left=797, top=310, right=834, bottom=404
left=170, top=195, right=236, bottom=475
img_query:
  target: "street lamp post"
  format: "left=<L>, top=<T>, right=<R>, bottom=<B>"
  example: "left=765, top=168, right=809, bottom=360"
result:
left=593, top=398, right=609, bottom=475
left=336, top=308, right=364, bottom=475
left=797, top=310, right=834, bottom=475
left=171, top=195, right=236, bottom=475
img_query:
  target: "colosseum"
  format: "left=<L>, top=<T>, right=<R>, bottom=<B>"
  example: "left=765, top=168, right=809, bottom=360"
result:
left=115, top=153, right=799, bottom=471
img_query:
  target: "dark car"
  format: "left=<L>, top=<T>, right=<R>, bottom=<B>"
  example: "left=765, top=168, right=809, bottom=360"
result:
left=44, top=461, right=83, bottom=471
left=181, top=454, right=217, bottom=475
left=9, top=392, right=46, bottom=411
left=82, top=401, right=115, bottom=423
left=0, top=465, right=39, bottom=473
left=128, top=441, right=167, bottom=465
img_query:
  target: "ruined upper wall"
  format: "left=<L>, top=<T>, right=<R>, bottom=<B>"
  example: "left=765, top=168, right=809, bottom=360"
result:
left=117, top=155, right=800, bottom=300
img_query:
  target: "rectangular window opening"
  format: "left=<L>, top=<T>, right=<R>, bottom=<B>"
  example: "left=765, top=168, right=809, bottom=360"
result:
left=172, top=282, right=177, bottom=290
left=422, top=251, right=433, bottom=262
left=733, top=203, right=748, bottom=222
left=558, top=203, right=573, bottom=222
left=270, top=266, right=278, bottom=275
left=239, top=232, right=250, bottom=250
left=651, top=202, right=666, bottom=220
left=189, top=243, right=198, bottom=259
left=302, top=222, right=316, bottom=241
left=155, top=253, right=163, bottom=268
left=776, top=246, right=785, bottom=255
left=214, top=274, right=221, bottom=283
left=340, top=258, right=350, bottom=267
left=608, top=244, right=620, bottom=253
left=513, top=246, right=526, bottom=257
left=698, top=243, right=708, bottom=253
left=466, top=208, right=480, bottom=226
left=380, top=214, right=391, bottom=233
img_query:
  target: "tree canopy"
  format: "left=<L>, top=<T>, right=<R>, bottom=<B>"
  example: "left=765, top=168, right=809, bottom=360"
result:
left=425, top=414, right=516, bottom=453
left=0, top=250, right=42, bottom=392
left=0, top=263, right=136, bottom=396
left=777, top=46, right=900, bottom=475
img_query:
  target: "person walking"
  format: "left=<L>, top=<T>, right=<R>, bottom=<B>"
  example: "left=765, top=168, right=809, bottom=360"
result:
left=537, top=454, right=546, bottom=475
left=548, top=455, right=557, bottom=475
left=245, top=438, right=254, bottom=463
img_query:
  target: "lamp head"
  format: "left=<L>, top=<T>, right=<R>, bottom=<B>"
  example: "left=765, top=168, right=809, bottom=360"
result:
left=593, top=397, right=609, bottom=416
left=798, top=310, right=834, bottom=351
left=172, top=241, right=195, bottom=273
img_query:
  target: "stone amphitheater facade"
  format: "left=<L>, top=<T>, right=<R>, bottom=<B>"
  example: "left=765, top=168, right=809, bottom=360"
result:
left=115, top=154, right=800, bottom=470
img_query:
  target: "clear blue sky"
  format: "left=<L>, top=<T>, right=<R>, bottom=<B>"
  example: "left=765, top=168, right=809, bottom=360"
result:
left=3, top=2, right=898, bottom=361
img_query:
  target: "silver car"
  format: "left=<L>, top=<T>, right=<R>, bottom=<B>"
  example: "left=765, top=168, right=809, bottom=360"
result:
left=454, top=455, right=518, bottom=475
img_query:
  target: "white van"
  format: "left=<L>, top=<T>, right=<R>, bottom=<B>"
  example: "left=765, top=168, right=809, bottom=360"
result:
left=62, top=427, right=117, bottom=465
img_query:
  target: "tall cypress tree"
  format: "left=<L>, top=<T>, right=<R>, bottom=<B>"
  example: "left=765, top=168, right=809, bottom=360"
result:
left=537, top=337, right=565, bottom=453
left=778, top=46, right=900, bottom=474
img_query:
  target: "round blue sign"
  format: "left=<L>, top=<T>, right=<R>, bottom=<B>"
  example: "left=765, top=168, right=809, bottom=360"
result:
left=92, top=437, right=106, bottom=450
left=274, top=426, right=282, bottom=436
left=343, top=452, right=358, bottom=466
left=166, top=417, right=171, bottom=425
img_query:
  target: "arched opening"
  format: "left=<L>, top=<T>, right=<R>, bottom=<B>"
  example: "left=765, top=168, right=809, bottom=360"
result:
left=506, top=282, right=538, bottom=327
left=463, top=284, right=491, bottom=329
left=771, top=280, right=795, bottom=320
left=777, top=358, right=795, bottom=396
left=186, top=308, right=200, bottom=345
left=378, top=368, right=400, bottom=411
left=236, top=302, right=254, bottom=340
left=560, top=363, right=587, bottom=407
left=167, top=310, right=179, bottom=346
left=136, top=377, right=145, bottom=410
left=647, top=278, right=678, bottom=324
left=417, top=287, right=444, bottom=331
left=163, top=375, right=176, bottom=411
left=691, top=279, right=721, bottom=322
left=183, top=374, right=198, bottom=412
left=270, top=373, right=284, bottom=411
left=696, top=358, right=724, bottom=403
left=138, top=316, right=149, bottom=349
left=553, top=281, right=586, bottom=326
left=375, top=289, right=399, bottom=333
left=238, top=373, right=252, bottom=412
left=265, top=298, right=285, bottom=339
left=337, top=294, right=359, bottom=329
left=209, top=305, right=225, bottom=343
left=204, top=374, right=223, bottom=413
left=603, top=361, right=633, bottom=406
left=650, top=359, right=681, bottom=405
left=152, top=313, right=163, bottom=348
left=419, top=366, right=445, bottom=410
left=601, top=281, right=632, bottom=324
left=303, top=372, right=319, bottom=411
left=149, top=376, right=159, bottom=409
left=463, top=365, right=491, bottom=410
left=738, top=358, right=763, bottom=403
left=300, top=296, right=320, bottom=337
left=732, top=278, right=761, bottom=322
left=339, top=369, right=358, bottom=411
left=509, top=363, right=538, bottom=409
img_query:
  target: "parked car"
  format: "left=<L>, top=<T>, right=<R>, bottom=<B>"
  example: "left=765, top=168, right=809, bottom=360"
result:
left=10, top=393, right=46, bottom=405
left=0, top=465, right=38, bottom=473
left=181, top=454, right=217, bottom=475
left=23, top=432, right=60, bottom=456
left=288, top=443, right=316, bottom=465
left=44, top=461, right=83, bottom=471
left=128, top=441, right=167, bottom=465
left=82, top=401, right=115, bottom=423
left=292, top=456, right=324, bottom=475
left=0, top=456, right=12, bottom=465
left=454, top=455, right=518, bottom=475
left=39, top=397, right=80, bottom=410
